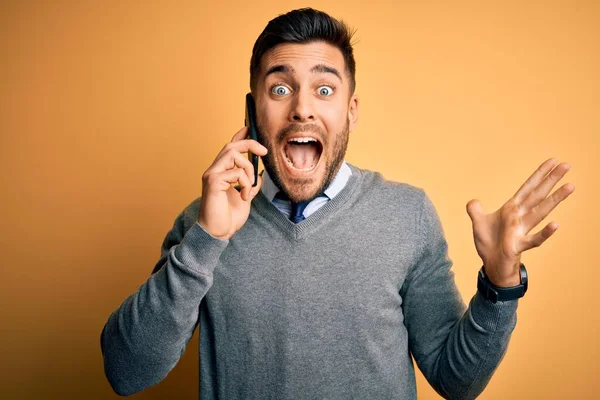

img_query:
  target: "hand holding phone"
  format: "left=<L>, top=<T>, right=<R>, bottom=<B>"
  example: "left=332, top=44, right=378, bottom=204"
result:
left=196, top=96, right=267, bottom=240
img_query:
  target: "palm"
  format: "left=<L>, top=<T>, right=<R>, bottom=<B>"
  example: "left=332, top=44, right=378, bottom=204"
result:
left=466, top=159, right=574, bottom=287
left=471, top=206, right=526, bottom=285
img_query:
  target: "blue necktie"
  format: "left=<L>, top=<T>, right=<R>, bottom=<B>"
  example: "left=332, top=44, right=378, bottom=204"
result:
left=274, top=191, right=310, bottom=223
left=290, top=201, right=309, bottom=223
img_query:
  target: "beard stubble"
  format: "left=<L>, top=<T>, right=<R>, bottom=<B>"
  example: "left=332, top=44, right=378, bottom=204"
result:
left=257, top=119, right=350, bottom=203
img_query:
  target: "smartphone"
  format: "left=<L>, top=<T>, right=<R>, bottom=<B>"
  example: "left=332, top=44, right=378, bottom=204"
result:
left=245, top=93, right=260, bottom=187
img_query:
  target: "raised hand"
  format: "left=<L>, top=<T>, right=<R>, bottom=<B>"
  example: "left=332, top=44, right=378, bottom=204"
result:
left=198, top=127, right=268, bottom=240
left=466, top=158, right=575, bottom=287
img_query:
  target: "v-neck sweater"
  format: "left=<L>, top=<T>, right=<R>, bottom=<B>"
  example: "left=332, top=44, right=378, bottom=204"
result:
left=101, top=163, right=518, bottom=399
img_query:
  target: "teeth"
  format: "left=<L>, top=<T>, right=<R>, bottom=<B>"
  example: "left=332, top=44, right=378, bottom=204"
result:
left=288, top=137, right=317, bottom=143
left=284, top=137, right=320, bottom=172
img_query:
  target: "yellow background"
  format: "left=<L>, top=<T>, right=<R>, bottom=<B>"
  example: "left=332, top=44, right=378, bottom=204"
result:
left=1, top=1, right=598, bottom=398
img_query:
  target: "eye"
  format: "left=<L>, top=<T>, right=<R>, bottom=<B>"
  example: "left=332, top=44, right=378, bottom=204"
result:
left=271, top=85, right=291, bottom=96
left=317, top=85, right=334, bottom=97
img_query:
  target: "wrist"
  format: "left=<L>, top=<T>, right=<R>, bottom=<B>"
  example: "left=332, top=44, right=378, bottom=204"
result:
left=477, top=264, right=528, bottom=303
left=488, top=274, right=521, bottom=287
left=483, top=262, right=522, bottom=287
left=197, top=219, right=232, bottom=241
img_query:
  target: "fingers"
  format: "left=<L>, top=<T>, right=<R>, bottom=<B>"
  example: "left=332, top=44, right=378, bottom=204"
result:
left=522, top=182, right=575, bottom=231
left=205, top=168, right=253, bottom=198
left=521, top=162, right=572, bottom=210
left=210, top=150, right=256, bottom=186
left=210, top=140, right=266, bottom=187
left=230, top=173, right=264, bottom=204
left=231, top=126, right=249, bottom=142
left=251, top=174, right=263, bottom=198
left=513, top=158, right=559, bottom=203
left=210, top=130, right=267, bottom=179
left=203, top=128, right=268, bottom=201
left=520, top=221, right=559, bottom=252
left=241, top=171, right=264, bottom=201
left=216, top=138, right=268, bottom=161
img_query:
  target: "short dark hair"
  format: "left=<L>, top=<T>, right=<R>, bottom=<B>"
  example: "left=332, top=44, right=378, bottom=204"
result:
left=250, top=8, right=357, bottom=96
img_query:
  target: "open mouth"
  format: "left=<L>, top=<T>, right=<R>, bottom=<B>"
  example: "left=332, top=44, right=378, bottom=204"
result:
left=283, top=137, right=323, bottom=172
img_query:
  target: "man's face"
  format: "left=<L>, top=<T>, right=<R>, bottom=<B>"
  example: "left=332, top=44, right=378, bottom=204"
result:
left=254, top=41, right=359, bottom=203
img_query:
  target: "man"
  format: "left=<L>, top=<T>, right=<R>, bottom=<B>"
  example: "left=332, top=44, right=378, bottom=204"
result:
left=101, top=8, right=574, bottom=399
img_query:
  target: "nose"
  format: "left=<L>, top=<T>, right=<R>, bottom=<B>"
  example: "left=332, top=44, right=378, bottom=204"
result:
left=288, top=89, right=315, bottom=122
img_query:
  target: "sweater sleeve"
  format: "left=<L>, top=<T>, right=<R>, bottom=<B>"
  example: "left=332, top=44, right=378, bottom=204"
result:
left=400, top=190, right=518, bottom=400
left=100, top=199, right=228, bottom=396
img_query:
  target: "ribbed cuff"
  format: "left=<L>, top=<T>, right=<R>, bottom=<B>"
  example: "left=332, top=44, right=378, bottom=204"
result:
left=173, top=222, right=229, bottom=275
left=469, top=291, right=519, bottom=332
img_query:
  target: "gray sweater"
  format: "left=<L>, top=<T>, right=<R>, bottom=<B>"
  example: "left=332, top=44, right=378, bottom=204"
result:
left=101, top=164, right=518, bottom=399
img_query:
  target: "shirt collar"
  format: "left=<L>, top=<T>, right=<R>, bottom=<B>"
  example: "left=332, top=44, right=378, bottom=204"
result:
left=261, top=161, right=352, bottom=202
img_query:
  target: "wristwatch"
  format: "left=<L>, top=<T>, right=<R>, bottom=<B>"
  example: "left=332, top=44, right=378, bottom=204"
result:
left=477, top=264, right=528, bottom=303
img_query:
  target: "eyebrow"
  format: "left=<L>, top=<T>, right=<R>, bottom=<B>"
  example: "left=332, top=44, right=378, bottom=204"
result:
left=264, top=63, right=343, bottom=82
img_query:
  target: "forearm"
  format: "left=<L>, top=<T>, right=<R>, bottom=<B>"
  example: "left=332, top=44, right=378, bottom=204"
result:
left=431, top=292, right=518, bottom=399
left=101, top=222, right=227, bottom=396
left=405, top=190, right=519, bottom=399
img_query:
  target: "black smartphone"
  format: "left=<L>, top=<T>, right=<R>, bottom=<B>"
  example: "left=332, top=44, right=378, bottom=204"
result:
left=245, top=93, right=260, bottom=187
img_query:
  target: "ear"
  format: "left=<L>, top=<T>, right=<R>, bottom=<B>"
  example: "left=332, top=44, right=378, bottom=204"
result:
left=347, top=94, right=359, bottom=132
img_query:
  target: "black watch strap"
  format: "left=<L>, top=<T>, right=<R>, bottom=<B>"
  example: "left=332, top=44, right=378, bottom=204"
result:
left=477, top=264, right=528, bottom=303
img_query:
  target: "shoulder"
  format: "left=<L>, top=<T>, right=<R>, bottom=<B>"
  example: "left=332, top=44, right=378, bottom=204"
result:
left=349, top=163, right=427, bottom=212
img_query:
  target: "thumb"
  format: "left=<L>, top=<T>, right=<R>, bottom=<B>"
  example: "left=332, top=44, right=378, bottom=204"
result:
left=466, top=199, right=484, bottom=224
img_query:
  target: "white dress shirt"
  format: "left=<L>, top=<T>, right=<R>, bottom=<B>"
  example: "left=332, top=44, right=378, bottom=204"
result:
left=261, top=161, right=352, bottom=220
